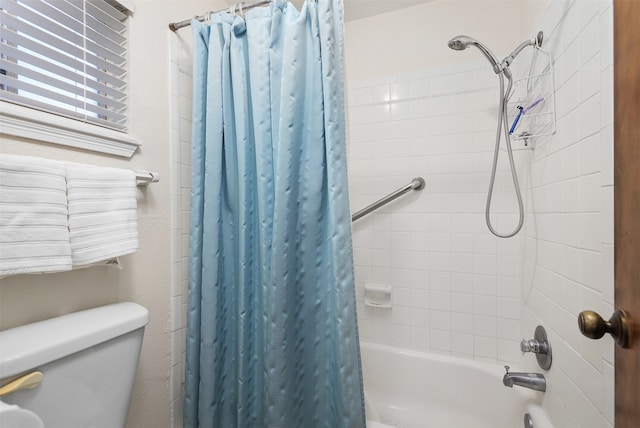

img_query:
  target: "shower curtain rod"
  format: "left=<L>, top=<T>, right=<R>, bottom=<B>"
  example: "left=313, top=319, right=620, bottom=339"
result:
left=169, top=0, right=272, bottom=32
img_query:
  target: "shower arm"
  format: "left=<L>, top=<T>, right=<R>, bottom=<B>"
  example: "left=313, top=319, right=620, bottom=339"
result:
left=485, top=39, right=537, bottom=78
left=498, top=39, right=535, bottom=79
left=501, top=32, right=543, bottom=70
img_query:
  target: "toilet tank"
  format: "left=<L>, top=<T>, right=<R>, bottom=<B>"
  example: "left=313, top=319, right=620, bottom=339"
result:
left=0, top=302, right=149, bottom=428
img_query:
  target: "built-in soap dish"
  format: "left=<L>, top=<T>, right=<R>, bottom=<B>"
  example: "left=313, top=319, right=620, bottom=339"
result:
left=364, top=283, right=392, bottom=308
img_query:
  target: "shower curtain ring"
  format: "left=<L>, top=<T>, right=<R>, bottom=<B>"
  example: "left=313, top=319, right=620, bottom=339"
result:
left=239, top=2, right=245, bottom=19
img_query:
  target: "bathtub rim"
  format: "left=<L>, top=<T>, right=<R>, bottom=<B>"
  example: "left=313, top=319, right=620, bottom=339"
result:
left=359, top=340, right=544, bottom=404
left=361, top=341, right=533, bottom=375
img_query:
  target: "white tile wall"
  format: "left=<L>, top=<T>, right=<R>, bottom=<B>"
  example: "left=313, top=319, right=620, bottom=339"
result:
left=348, top=60, right=529, bottom=365
left=347, top=1, right=614, bottom=426
left=521, top=1, right=614, bottom=427
left=169, top=30, right=193, bottom=428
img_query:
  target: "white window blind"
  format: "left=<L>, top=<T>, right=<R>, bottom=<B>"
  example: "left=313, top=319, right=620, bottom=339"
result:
left=0, top=0, right=129, bottom=132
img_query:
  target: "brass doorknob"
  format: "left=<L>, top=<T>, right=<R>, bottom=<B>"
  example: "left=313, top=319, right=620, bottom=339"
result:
left=578, top=309, right=630, bottom=348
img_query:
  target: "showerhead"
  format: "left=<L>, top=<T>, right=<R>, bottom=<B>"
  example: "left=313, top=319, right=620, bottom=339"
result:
left=447, top=35, right=502, bottom=74
left=447, top=36, right=473, bottom=51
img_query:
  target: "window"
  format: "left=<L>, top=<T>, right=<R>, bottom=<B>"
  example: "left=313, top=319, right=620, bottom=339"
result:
left=0, top=0, right=129, bottom=131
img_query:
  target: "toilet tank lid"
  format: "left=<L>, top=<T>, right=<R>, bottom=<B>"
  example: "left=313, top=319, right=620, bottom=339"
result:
left=0, top=302, right=149, bottom=378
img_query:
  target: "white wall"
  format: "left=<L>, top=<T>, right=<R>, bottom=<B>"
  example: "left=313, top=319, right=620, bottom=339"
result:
left=345, top=0, right=532, bottom=364
left=347, top=61, right=531, bottom=363
left=168, top=21, right=197, bottom=428
left=345, top=0, right=614, bottom=427
left=0, top=2, right=211, bottom=427
left=520, top=1, right=614, bottom=426
left=345, top=0, right=523, bottom=82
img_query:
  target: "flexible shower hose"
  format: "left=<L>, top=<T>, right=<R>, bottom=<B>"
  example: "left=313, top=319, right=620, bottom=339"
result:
left=485, top=73, right=525, bottom=238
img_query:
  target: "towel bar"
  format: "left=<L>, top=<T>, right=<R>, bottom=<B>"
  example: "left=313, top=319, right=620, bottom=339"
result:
left=135, top=171, right=159, bottom=186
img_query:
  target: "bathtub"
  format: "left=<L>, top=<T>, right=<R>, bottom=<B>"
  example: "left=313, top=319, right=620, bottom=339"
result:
left=361, top=342, right=553, bottom=428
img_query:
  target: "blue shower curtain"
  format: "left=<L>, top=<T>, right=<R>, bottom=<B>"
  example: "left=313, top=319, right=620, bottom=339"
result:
left=184, top=1, right=365, bottom=427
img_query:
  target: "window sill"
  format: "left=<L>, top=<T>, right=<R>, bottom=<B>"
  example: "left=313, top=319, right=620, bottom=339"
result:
left=0, top=102, right=141, bottom=158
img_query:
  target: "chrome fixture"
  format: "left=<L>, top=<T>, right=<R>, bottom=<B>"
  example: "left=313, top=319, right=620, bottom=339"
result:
left=447, top=36, right=502, bottom=74
left=447, top=32, right=543, bottom=238
left=447, top=32, right=543, bottom=78
left=503, top=366, right=546, bottom=392
left=351, top=177, right=425, bottom=222
left=524, top=413, right=534, bottom=428
left=169, top=0, right=271, bottom=31
left=502, top=32, right=544, bottom=71
left=521, top=325, right=552, bottom=370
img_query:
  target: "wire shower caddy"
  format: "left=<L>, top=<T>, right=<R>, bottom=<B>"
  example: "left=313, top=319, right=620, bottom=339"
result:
left=507, top=46, right=556, bottom=147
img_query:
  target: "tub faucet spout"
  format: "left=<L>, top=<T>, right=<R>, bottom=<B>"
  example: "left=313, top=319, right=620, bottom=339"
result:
left=502, top=366, right=546, bottom=392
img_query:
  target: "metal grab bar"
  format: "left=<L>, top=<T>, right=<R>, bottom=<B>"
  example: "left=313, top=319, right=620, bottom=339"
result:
left=351, top=177, right=425, bottom=223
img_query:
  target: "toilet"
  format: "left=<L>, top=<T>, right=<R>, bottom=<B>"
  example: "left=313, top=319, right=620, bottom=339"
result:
left=0, top=302, right=149, bottom=428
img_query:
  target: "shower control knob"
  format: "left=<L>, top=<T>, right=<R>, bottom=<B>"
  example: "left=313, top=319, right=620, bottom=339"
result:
left=578, top=309, right=630, bottom=348
left=521, top=326, right=552, bottom=370
left=520, top=339, right=549, bottom=355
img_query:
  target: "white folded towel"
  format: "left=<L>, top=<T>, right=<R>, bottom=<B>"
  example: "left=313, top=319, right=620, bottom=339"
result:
left=65, top=163, right=139, bottom=266
left=0, top=154, right=72, bottom=276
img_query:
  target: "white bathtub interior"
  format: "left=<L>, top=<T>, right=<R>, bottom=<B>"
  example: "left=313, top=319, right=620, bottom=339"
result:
left=361, top=342, right=551, bottom=428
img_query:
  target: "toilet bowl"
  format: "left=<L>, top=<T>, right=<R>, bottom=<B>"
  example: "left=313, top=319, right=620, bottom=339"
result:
left=0, top=400, right=44, bottom=428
